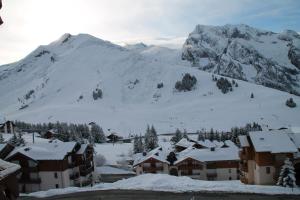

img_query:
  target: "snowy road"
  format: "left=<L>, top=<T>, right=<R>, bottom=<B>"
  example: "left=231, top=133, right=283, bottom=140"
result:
left=20, top=190, right=300, bottom=200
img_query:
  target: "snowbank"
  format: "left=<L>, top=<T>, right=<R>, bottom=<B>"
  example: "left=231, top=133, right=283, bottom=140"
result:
left=23, top=174, right=300, bottom=198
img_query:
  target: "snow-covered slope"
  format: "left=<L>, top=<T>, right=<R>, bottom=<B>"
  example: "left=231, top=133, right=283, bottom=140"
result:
left=0, top=32, right=300, bottom=135
left=182, top=24, right=300, bottom=95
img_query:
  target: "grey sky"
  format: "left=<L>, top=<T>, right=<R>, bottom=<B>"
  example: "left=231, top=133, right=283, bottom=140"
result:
left=0, top=0, right=299, bottom=65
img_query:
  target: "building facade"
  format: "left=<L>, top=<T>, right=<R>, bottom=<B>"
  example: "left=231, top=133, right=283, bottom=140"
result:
left=133, top=140, right=240, bottom=181
left=5, top=141, right=95, bottom=193
left=239, top=129, right=300, bottom=185
left=0, top=159, right=20, bottom=200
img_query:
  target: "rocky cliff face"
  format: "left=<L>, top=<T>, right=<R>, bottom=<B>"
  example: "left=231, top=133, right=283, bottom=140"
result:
left=182, top=24, right=300, bottom=95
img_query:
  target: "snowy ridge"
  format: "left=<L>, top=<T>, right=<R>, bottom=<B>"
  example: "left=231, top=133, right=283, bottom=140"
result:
left=182, top=24, right=300, bottom=95
left=0, top=31, right=300, bottom=135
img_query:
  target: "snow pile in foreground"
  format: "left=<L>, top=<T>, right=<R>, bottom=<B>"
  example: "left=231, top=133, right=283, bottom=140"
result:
left=23, top=174, right=300, bottom=198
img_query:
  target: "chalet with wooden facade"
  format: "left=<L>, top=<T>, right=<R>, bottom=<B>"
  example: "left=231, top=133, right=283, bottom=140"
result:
left=239, top=129, right=300, bottom=185
left=0, top=121, right=15, bottom=134
left=43, top=130, right=59, bottom=139
left=0, top=159, right=20, bottom=200
left=133, top=140, right=240, bottom=181
left=174, top=144, right=239, bottom=180
left=5, top=141, right=94, bottom=193
left=133, top=147, right=170, bottom=175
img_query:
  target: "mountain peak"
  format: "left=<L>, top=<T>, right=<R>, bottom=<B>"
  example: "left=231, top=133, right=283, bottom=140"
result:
left=183, top=24, right=300, bottom=95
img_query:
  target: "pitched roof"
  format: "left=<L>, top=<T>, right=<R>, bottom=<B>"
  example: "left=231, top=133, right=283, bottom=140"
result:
left=175, top=144, right=239, bottom=164
left=6, top=141, right=78, bottom=161
left=175, top=138, right=194, bottom=148
left=0, top=159, right=20, bottom=181
left=249, top=130, right=298, bottom=153
left=238, top=135, right=250, bottom=147
left=197, top=139, right=216, bottom=148
left=133, top=146, right=170, bottom=166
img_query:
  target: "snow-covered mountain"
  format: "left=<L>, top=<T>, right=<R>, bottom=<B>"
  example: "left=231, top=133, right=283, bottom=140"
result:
left=0, top=31, right=300, bottom=135
left=182, top=24, right=300, bottom=95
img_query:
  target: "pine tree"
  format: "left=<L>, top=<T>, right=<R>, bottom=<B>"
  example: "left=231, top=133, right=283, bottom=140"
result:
left=144, top=125, right=158, bottom=151
left=133, top=135, right=144, bottom=154
left=137, top=135, right=144, bottom=153
left=91, top=123, right=106, bottom=143
left=170, top=129, right=183, bottom=144
left=277, top=158, right=296, bottom=188
left=133, top=135, right=139, bottom=154
left=183, top=129, right=189, bottom=139
left=197, top=130, right=205, bottom=141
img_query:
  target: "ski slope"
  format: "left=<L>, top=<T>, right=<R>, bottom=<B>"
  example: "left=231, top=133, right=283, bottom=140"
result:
left=0, top=32, right=300, bottom=136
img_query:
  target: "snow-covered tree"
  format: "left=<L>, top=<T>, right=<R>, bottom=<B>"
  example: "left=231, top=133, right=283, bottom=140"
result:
left=277, top=158, right=296, bottom=188
left=133, top=135, right=144, bottom=154
left=94, top=154, right=106, bottom=167
left=144, top=125, right=158, bottom=151
left=170, top=129, right=183, bottom=144
left=91, top=123, right=106, bottom=143
left=183, top=129, right=189, bottom=139
left=166, top=152, right=177, bottom=165
left=286, top=98, right=296, bottom=108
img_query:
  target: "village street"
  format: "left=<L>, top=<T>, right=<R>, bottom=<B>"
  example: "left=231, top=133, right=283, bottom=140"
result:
left=20, top=190, right=300, bottom=200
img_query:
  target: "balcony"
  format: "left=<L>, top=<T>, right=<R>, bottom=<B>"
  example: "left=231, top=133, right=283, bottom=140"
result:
left=19, top=177, right=41, bottom=184
left=143, top=166, right=163, bottom=171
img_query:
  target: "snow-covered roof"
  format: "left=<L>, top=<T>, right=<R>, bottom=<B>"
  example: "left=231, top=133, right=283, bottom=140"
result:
left=175, top=138, right=195, bottom=148
left=238, top=135, right=250, bottom=147
left=76, top=144, right=89, bottom=155
left=6, top=141, right=78, bottom=161
left=175, top=145, right=239, bottom=164
left=0, top=159, right=20, bottom=181
left=213, top=140, right=224, bottom=148
left=249, top=130, right=298, bottom=153
left=287, top=132, right=300, bottom=149
left=197, top=139, right=216, bottom=148
left=133, top=146, right=170, bottom=166
left=96, top=166, right=135, bottom=175
left=0, top=143, right=7, bottom=152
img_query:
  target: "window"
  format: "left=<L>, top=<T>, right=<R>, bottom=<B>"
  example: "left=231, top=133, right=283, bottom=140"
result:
left=266, top=167, right=270, bottom=174
left=156, top=162, right=162, bottom=167
left=28, top=160, right=37, bottom=167
left=55, top=184, right=59, bottom=188
left=143, top=163, right=150, bottom=167
left=228, top=169, right=231, bottom=173
left=54, top=172, right=58, bottom=178
left=229, top=177, right=232, bottom=180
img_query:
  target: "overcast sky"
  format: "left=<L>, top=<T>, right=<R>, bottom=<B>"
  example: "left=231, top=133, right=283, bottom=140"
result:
left=0, top=0, right=299, bottom=65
